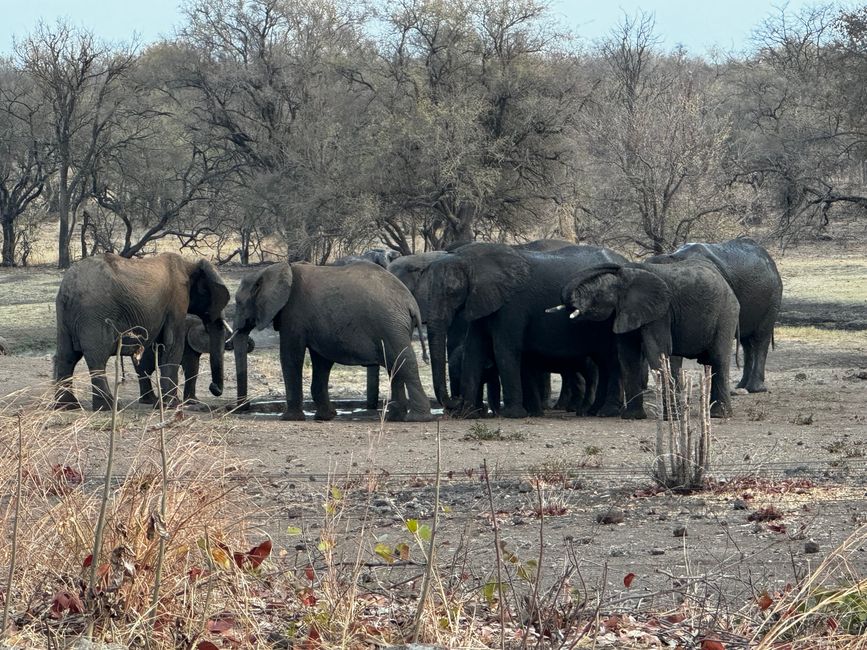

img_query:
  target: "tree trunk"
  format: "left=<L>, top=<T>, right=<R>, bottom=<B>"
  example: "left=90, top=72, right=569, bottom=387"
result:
left=58, top=163, right=71, bottom=269
left=1, top=215, right=16, bottom=267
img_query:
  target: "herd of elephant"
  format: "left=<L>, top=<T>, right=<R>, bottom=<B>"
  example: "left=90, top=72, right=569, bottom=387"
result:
left=52, top=237, right=783, bottom=422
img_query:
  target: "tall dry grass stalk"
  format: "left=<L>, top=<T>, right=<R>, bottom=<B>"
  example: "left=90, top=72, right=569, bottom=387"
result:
left=652, top=356, right=712, bottom=490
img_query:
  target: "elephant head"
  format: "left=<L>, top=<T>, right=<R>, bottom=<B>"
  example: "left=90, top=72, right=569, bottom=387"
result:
left=558, top=264, right=673, bottom=355
left=185, top=259, right=231, bottom=397
left=388, top=251, right=447, bottom=319
left=422, top=243, right=530, bottom=406
left=232, top=263, right=294, bottom=407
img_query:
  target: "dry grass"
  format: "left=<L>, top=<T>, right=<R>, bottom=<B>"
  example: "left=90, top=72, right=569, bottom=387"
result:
left=776, top=255, right=867, bottom=304
left=776, top=325, right=867, bottom=349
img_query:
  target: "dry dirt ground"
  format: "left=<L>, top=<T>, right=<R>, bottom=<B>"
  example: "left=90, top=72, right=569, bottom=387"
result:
left=1, top=246, right=866, bottom=615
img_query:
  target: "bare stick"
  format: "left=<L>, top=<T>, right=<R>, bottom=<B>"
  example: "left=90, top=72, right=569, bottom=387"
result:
left=87, top=333, right=124, bottom=635
left=483, top=458, right=506, bottom=650
left=1, top=412, right=24, bottom=635
left=412, top=419, right=441, bottom=641
left=149, top=343, right=169, bottom=624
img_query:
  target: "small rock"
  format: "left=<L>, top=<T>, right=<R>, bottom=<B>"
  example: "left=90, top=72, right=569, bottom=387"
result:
left=610, top=548, right=627, bottom=557
left=596, top=507, right=626, bottom=525
left=856, top=370, right=867, bottom=380
left=804, top=541, right=820, bottom=554
left=545, top=442, right=555, bottom=448
left=649, top=548, right=665, bottom=555
left=673, top=526, right=688, bottom=537
left=795, top=372, right=807, bottom=381
left=309, top=475, right=317, bottom=482
left=751, top=522, right=764, bottom=533
left=732, top=499, right=749, bottom=511
left=517, top=481, right=533, bottom=493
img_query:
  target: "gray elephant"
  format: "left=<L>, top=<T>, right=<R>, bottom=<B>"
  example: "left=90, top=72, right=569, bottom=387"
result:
left=55, top=253, right=230, bottom=410
left=232, top=261, right=432, bottom=421
left=423, top=243, right=626, bottom=418
left=133, top=315, right=254, bottom=404
left=557, top=259, right=740, bottom=418
left=647, top=238, right=782, bottom=393
left=331, top=248, right=401, bottom=269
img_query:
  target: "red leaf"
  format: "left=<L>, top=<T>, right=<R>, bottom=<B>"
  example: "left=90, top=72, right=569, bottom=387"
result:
left=197, top=643, right=220, bottom=650
left=827, top=617, right=839, bottom=631
left=701, top=640, right=726, bottom=650
left=757, top=591, right=773, bottom=611
left=50, top=590, right=84, bottom=618
left=245, top=539, right=272, bottom=569
left=207, top=617, right=235, bottom=634
left=666, top=612, right=686, bottom=623
left=623, top=572, right=636, bottom=588
left=82, top=554, right=93, bottom=568
left=299, top=587, right=317, bottom=606
left=304, top=565, right=315, bottom=582
left=188, top=566, right=206, bottom=582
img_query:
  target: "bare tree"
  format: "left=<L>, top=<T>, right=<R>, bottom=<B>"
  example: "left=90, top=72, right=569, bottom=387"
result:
left=0, top=61, right=51, bottom=266
left=17, top=21, right=136, bottom=267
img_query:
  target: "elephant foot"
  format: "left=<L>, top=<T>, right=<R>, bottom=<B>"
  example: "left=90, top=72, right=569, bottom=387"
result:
left=385, top=407, right=406, bottom=422
left=314, top=407, right=337, bottom=421
left=621, top=407, right=647, bottom=420
left=710, top=403, right=731, bottom=419
left=527, top=407, right=545, bottom=418
left=499, top=404, right=528, bottom=419
left=746, top=384, right=768, bottom=394
left=405, top=410, right=435, bottom=422
left=54, top=397, right=82, bottom=411
left=593, top=403, right=622, bottom=418
left=281, top=409, right=306, bottom=421
left=365, top=401, right=379, bottom=411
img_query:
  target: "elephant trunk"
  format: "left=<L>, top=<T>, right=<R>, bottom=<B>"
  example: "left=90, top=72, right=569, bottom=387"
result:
left=428, top=321, right=453, bottom=408
left=234, top=330, right=250, bottom=410
left=207, top=320, right=225, bottom=397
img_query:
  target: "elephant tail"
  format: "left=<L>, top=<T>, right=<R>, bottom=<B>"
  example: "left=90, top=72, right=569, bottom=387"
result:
left=412, top=306, right=429, bottom=364
left=734, top=322, right=741, bottom=369
left=771, top=328, right=776, bottom=351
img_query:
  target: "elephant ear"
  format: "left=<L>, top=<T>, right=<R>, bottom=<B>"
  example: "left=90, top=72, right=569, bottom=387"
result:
left=185, top=318, right=211, bottom=355
left=253, top=263, right=294, bottom=331
left=189, top=259, right=230, bottom=322
left=461, top=244, right=532, bottom=321
left=613, top=267, right=672, bottom=334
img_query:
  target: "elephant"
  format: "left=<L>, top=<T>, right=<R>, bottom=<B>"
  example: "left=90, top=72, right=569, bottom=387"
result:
left=232, top=261, right=432, bottom=422
left=513, top=239, right=574, bottom=253
left=389, top=251, right=502, bottom=414
left=423, top=243, right=627, bottom=418
left=54, top=253, right=230, bottom=411
left=646, top=238, right=782, bottom=393
left=133, top=315, right=254, bottom=405
left=556, top=259, right=740, bottom=418
left=331, top=248, right=401, bottom=269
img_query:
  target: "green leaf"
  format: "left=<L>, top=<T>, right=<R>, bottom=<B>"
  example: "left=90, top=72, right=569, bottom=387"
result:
left=374, top=543, right=395, bottom=563
left=483, top=581, right=499, bottom=604
left=330, top=486, right=343, bottom=501
left=418, top=524, right=432, bottom=542
left=286, top=526, right=303, bottom=536
left=406, top=519, right=419, bottom=534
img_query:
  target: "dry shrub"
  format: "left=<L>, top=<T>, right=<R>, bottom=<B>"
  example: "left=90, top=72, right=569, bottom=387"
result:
left=0, top=396, right=267, bottom=648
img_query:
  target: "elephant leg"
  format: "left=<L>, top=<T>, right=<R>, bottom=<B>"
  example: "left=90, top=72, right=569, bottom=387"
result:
left=389, top=347, right=432, bottom=422
left=554, top=372, right=575, bottom=412
left=135, top=349, right=157, bottom=405
left=280, top=336, right=307, bottom=421
left=54, top=346, right=83, bottom=410
left=590, top=354, right=621, bottom=417
left=661, top=355, right=685, bottom=420
left=310, top=351, right=337, bottom=421
left=541, top=373, right=552, bottom=408
left=181, top=351, right=200, bottom=403
left=448, top=345, right=463, bottom=402
left=617, top=334, right=646, bottom=420
left=453, top=326, right=488, bottom=418
left=576, top=359, right=598, bottom=416
left=743, top=335, right=770, bottom=393
left=83, top=350, right=114, bottom=412
left=365, top=365, right=380, bottom=410
left=708, top=348, right=734, bottom=418
left=491, top=335, right=527, bottom=419
left=156, top=352, right=183, bottom=409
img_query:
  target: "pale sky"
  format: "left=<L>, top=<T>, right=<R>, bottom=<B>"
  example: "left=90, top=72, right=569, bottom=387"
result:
left=0, top=0, right=851, bottom=57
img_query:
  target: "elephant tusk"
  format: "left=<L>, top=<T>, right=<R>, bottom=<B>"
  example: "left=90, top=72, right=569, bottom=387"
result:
left=546, top=304, right=567, bottom=313
left=226, top=328, right=239, bottom=343
left=569, top=309, right=581, bottom=319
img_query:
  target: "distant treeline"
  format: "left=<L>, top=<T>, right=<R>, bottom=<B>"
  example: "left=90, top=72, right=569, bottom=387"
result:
left=2, top=0, right=866, bottom=268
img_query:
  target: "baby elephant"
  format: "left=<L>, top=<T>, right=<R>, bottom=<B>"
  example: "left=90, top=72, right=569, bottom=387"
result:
left=134, top=316, right=254, bottom=404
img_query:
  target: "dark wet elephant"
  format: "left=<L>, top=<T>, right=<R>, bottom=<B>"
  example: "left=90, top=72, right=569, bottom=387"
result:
left=647, top=238, right=782, bottom=393
left=558, top=259, right=740, bottom=418
left=232, top=262, right=432, bottom=422
left=55, top=253, right=230, bottom=410
left=133, top=315, right=254, bottom=405
left=423, top=243, right=626, bottom=418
